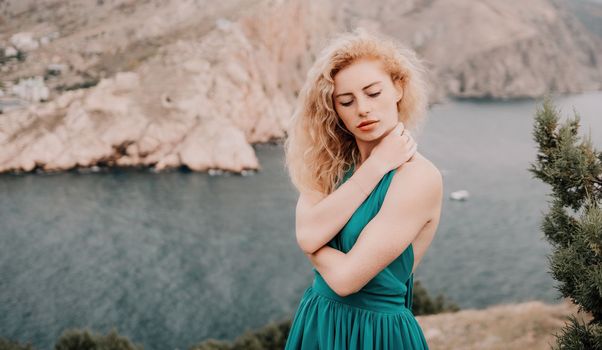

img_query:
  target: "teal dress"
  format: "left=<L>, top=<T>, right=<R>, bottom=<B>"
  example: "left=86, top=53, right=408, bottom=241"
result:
left=285, top=166, right=429, bottom=349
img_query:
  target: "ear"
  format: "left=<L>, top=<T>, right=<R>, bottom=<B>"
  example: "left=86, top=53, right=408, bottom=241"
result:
left=394, top=79, right=404, bottom=103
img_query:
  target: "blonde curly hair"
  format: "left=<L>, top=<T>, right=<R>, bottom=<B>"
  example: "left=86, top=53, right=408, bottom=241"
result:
left=284, top=28, right=429, bottom=195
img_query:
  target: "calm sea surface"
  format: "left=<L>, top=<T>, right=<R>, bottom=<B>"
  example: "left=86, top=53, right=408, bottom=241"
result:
left=1, top=91, right=601, bottom=350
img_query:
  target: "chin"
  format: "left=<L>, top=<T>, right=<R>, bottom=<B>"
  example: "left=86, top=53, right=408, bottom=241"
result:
left=354, top=130, right=385, bottom=142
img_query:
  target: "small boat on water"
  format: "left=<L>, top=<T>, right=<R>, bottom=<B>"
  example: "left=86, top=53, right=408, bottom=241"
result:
left=450, top=190, right=470, bottom=201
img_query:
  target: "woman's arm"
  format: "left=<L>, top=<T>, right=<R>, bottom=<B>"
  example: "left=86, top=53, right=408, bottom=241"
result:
left=296, top=156, right=387, bottom=254
left=307, top=157, right=443, bottom=297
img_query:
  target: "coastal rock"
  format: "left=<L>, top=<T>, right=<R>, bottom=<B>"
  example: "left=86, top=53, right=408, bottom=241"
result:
left=343, top=0, right=602, bottom=100
left=0, top=0, right=601, bottom=173
left=4, top=46, right=18, bottom=58
left=0, top=0, right=339, bottom=173
left=11, top=76, right=49, bottom=102
left=9, top=32, right=39, bottom=52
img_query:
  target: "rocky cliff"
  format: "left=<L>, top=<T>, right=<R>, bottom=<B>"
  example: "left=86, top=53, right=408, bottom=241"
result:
left=1, top=0, right=600, bottom=173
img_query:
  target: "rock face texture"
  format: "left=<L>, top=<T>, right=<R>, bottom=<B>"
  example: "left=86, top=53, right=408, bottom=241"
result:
left=0, top=0, right=601, bottom=173
left=0, top=1, right=339, bottom=172
left=342, top=0, right=602, bottom=100
left=417, top=298, right=592, bottom=350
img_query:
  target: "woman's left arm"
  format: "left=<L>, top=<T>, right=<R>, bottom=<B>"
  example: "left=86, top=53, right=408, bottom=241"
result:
left=306, top=159, right=443, bottom=297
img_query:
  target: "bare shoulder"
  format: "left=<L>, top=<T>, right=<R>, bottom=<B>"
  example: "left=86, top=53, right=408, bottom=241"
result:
left=389, top=152, right=443, bottom=205
left=395, top=152, right=442, bottom=185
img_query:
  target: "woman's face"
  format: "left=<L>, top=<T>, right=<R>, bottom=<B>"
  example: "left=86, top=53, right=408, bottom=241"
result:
left=332, top=58, right=403, bottom=142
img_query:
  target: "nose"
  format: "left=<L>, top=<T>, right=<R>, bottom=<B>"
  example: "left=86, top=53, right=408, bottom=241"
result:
left=356, top=95, right=371, bottom=116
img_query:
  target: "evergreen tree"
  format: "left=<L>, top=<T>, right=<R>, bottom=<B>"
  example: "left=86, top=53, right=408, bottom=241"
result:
left=530, top=96, right=602, bottom=349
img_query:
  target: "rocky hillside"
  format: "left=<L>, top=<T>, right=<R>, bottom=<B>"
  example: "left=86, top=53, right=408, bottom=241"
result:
left=0, top=0, right=601, bottom=173
left=418, top=298, right=592, bottom=350
left=343, top=0, right=602, bottom=100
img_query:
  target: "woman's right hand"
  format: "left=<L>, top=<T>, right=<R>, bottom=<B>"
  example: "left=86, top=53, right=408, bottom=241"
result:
left=369, top=122, right=418, bottom=174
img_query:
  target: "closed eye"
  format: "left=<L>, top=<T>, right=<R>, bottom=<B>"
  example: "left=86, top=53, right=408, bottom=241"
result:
left=339, top=91, right=381, bottom=107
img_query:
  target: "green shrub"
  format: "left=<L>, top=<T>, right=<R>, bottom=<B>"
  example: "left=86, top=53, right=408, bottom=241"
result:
left=530, top=96, right=602, bottom=349
left=54, top=327, right=143, bottom=350
left=0, top=338, right=35, bottom=350
left=412, top=278, right=460, bottom=315
left=191, top=319, right=291, bottom=350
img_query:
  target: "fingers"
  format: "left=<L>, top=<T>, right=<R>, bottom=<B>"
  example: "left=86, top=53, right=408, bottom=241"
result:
left=407, top=142, right=418, bottom=161
left=389, top=122, right=408, bottom=138
left=405, top=135, right=417, bottom=152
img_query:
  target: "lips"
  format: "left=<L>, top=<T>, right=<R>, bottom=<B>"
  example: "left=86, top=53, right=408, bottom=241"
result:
left=357, top=120, right=379, bottom=128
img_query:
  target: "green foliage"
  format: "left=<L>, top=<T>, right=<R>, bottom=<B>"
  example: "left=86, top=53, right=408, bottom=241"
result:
left=191, top=319, right=291, bottom=350
left=16, top=50, right=26, bottom=62
left=530, top=96, right=602, bottom=349
left=412, top=279, right=460, bottom=315
left=530, top=97, right=602, bottom=211
left=551, top=315, right=602, bottom=350
left=54, top=327, right=143, bottom=350
left=56, top=79, right=100, bottom=92
left=0, top=338, right=34, bottom=350
left=191, top=338, right=232, bottom=350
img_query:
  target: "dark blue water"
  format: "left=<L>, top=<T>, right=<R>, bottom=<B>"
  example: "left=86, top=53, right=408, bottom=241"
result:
left=1, top=91, right=600, bottom=350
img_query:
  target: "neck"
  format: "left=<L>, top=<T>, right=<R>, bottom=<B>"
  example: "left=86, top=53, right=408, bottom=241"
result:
left=355, top=137, right=380, bottom=168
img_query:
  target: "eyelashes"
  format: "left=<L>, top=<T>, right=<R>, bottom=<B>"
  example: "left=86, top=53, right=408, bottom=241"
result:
left=340, top=91, right=382, bottom=107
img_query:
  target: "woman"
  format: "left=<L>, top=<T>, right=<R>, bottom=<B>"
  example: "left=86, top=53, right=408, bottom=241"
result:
left=283, top=28, right=443, bottom=349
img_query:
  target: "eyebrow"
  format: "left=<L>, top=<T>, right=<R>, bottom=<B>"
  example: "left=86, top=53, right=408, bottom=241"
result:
left=334, top=81, right=382, bottom=98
